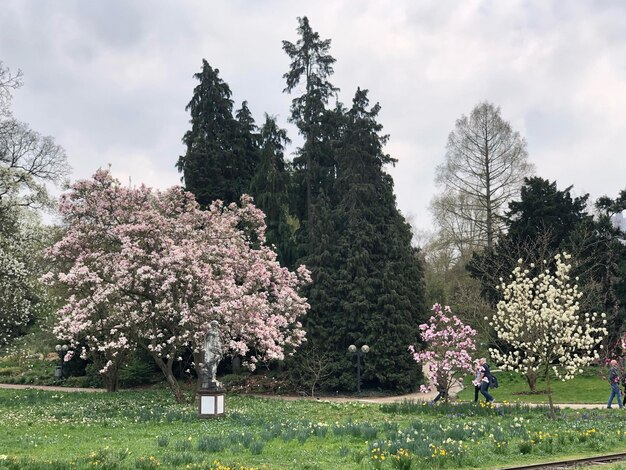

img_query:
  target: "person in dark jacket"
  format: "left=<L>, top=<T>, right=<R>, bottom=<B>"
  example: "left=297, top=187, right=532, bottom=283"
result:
left=479, top=357, right=494, bottom=403
left=607, top=359, right=623, bottom=409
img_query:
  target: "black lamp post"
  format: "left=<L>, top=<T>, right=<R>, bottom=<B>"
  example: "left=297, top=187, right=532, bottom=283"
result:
left=54, top=344, right=67, bottom=379
left=348, top=344, right=369, bottom=393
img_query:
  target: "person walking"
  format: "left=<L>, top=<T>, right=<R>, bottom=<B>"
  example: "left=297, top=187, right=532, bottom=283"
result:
left=607, top=359, right=623, bottom=409
left=472, top=359, right=482, bottom=403
left=479, top=357, right=494, bottom=403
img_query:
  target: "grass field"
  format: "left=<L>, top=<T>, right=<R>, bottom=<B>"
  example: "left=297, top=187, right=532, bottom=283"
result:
left=2, top=387, right=626, bottom=469
left=457, top=367, right=610, bottom=404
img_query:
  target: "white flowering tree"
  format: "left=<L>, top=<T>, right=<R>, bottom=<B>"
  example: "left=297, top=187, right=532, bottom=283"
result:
left=490, top=253, right=607, bottom=417
left=0, top=245, right=31, bottom=348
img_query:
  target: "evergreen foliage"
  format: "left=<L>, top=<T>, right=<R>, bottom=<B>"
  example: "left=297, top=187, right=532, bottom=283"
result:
left=299, top=89, right=425, bottom=392
left=468, top=177, right=590, bottom=305
left=177, top=60, right=258, bottom=206
left=176, top=19, right=428, bottom=393
left=506, top=177, right=589, bottom=249
left=282, top=16, right=339, bottom=222
left=468, top=177, right=626, bottom=341
left=249, top=115, right=298, bottom=267
left=575, top=190, right=626, bottom=338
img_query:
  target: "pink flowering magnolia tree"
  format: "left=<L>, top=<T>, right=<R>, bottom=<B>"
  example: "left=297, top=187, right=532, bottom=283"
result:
left=43, top=169, right=310, bottom=401
left=409, top=304, right=477, bottom=402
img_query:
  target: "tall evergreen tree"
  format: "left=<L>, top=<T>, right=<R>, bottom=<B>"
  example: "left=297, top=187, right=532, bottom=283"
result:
left=337, top=89, right=425, bottom=391
left=468, top=177, right=591, bottom=304
left=301, top=89, right=426, bottom=391
left=249, top=115, right=297, bottom=267
left=235, top=100, right=260, bottom=184
left=282, top=16, right=339, bottom=222
left=177, top=60, right=258, bottom=206
left=573, top=190, right=626, bottom=338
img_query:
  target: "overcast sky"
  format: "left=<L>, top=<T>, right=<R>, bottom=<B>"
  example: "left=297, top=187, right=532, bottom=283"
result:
left=2, top=0, right=625, bottom=234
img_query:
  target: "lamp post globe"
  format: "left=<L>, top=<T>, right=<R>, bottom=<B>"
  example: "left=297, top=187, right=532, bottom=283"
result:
left=348, top=344, right=369, bottom=394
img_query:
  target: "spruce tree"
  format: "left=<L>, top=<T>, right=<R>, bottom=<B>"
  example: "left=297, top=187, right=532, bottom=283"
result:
left=300, top=89, right=426, bottom=392
left=282, top=16, right=339, bottom=222
left=334, top=89, right=425, bottom=391
left=177, top=60, right=258, bottom=206
left=249, top=115, right=297, bottom=267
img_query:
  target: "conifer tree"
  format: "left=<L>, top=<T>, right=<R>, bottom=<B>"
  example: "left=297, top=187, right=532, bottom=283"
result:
left=177, top=60, right=258, bottom=206
left=301, top=89, right=426, bottom=391
left=468, top=177, right=590, bottom=304
left=249, top=115, right=297, bottom=267
left=235, top=100, right=260, bottom=184
left=282, top=16, right=339, bottom=222
left=337, top=89, right=425, bottom=391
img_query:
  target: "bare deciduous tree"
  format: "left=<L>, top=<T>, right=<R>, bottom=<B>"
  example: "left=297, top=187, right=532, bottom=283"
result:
left=0, top=119, right=70, bottom=215
left=433, top=102, right=534, bottom=252
left=0, top=61, right=23, bottom=118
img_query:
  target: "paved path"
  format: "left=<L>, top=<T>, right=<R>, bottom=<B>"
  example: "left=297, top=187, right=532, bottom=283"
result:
left=0, top=383, right=105, bottom=393
left=0, top=383, right=615, bottom=409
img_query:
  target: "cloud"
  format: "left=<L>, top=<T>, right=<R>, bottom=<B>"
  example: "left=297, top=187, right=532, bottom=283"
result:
left=1, top=0, right=625, bottom=234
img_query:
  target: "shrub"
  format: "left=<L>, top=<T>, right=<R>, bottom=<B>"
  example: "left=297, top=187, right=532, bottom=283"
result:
left=119, top=350, right=160, bottom=387
left=83, top=363, right=105, bottom=388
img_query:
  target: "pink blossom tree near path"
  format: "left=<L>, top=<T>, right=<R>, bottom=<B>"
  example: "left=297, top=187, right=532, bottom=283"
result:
left=409, top=304, right=477, bottom=403
left=43, top=169, right=310, bottom=402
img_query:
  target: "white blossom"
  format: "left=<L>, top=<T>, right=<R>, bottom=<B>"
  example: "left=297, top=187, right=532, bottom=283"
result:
left=489, top=253, right=606, bottom=387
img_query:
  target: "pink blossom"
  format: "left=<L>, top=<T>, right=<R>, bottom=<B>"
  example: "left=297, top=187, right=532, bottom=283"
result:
left=409, top=304, right=477, bottom=398
left=44, top=169, right=311, bottom=390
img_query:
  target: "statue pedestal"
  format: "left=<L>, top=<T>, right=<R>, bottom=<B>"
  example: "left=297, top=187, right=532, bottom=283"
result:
left=198, top=386, right=225, bottom=419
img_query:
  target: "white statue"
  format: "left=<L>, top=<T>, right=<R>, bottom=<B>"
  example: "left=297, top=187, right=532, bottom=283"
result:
left=202, top=320, right=223, bottom=389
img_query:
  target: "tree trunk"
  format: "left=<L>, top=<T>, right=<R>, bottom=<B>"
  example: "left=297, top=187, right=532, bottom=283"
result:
left=95, top=353, right=125, bottom=392
left=152, top=354, right=185, bottom=403
left=545, top=366, right=556, bottom=420
left=193, top=351, right=204, bottom=393
left=232, top=356, right=241, bottom=374
left=484, top=132, right=493, bottom=250
left=104, top=368, right=119, bottom=392
left=525, top=368, right=537, bottom=392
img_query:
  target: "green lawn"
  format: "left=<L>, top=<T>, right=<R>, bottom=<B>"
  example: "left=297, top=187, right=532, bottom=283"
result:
left=457, top=368, right=611, bottom=404
left=1, top=388, right=626, bottom=469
